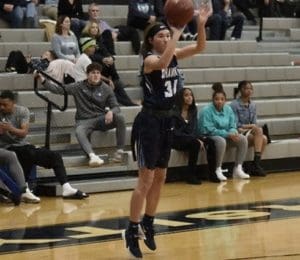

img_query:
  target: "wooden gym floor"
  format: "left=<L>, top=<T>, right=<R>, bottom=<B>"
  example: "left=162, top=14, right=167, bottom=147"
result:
left=1, top=171, right=300, bottom=259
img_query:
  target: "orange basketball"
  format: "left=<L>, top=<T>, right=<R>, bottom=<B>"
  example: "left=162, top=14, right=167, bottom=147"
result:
left=164, top=0, right=195, bottom=28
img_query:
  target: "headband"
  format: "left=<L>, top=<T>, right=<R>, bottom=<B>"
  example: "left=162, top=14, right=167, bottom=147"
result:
left=147, top=23, right=169, bottom=38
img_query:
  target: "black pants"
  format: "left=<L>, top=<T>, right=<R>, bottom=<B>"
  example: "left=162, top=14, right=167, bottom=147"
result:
left=113, top=79, right=137, bottom=106
left=172, top=136, right=216, bottom=178
left=220, top=14, right=245, bottom=40
left=206, top=14, right=227, bottom=40
left=8, top=145, right=68, bottom=185
left=233, top=0, right=272, bottom=20
left=102, top=26, right=141, bottom=55
left=172, top=137, right=200, bottom=174
left=116, top=25, right=141, bottom=55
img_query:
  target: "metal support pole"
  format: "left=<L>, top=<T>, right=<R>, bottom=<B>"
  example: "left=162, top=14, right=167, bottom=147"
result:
left=45, top=102, right=52, bottom=149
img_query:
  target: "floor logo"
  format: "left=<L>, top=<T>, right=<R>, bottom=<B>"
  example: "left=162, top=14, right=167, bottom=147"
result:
left=1, top=197, right=300, bottom=254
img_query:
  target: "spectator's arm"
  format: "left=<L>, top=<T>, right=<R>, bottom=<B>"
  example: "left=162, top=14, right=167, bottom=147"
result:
left=42, top=78, right=78, bottom=95
left=228, top=107, right=238, bottom=134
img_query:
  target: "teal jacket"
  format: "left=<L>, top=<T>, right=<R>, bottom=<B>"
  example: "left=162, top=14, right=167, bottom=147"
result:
left=198, top=103, right=238, bottom=138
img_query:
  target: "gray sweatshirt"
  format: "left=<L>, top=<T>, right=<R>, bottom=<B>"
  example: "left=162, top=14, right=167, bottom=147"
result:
left=42, top=79, right=120, bottom=121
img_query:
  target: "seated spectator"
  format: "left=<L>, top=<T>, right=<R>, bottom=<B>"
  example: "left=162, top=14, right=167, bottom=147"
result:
left=0, top=0, right=38, bottom=28
left=0, top=90, right=88, bottom=199
left=0, top=148, right=40, bottom=204
left=88, top=2, right=141, bottom=55
left=203, top=0, right=227, bottom=40
left=73, top=37, right=97, bottom=81
left=230, top=80, right=267, bottom=176
left=233, top=0, right=272, bottom=24
left=203, top=0, right=243, bottom=41
left=51, top=15, right=81, bottom=63
left=172, top=88, right=217, bottom=185
left=41, top=0, right=58, bottom=21
left=127, top=0, right=156, bottom=31
left=219, top=0, right=244, bottom=40
left=58, top=0, right=87, bottom=39
left=37, top=62, right=126, bottom=167
left=153, top=0, right=166, bottom=22
left=28, top=50, right=75, bottom=83
left=81, top=22, right=138, bottom=106
left=198, top=83, right=250, bottom=181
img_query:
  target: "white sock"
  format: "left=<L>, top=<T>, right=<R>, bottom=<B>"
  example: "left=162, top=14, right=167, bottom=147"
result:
left=89, top=153, right=96, bottom=159
left=236, top=164, right=242, bottom=170
left=62, top=182, right=77, bottom=196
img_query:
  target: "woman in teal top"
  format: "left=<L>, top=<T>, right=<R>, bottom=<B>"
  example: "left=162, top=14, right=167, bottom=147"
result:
left=198, top=83, right=249, bottom=181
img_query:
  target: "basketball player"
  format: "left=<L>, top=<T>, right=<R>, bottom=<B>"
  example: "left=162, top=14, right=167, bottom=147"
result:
left=122, top=4, right=212, bottom=258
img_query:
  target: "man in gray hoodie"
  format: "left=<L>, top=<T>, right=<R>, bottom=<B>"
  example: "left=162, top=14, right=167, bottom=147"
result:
left=37, top=62, right=126, bottom=167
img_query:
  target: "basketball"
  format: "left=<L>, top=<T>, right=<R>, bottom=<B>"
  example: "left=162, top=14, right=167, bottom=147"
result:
left=164, top=0, right=194, bottom=28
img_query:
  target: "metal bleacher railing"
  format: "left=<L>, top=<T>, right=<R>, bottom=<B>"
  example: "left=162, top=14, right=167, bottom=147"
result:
left=33, top=70, right=68, bottom=149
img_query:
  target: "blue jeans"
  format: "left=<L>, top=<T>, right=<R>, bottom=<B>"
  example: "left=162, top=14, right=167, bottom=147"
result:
left=14, top=3, right=38, bottom=28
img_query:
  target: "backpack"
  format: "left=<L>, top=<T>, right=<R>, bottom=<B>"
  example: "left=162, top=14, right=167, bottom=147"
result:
left=5, top=50, right=28, bottom=74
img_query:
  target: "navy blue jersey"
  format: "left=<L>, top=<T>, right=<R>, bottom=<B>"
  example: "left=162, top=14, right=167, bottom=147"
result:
left=141, top=52, right=181, bottom=110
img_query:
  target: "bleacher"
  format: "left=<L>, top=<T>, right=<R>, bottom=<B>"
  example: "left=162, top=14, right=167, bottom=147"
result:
left=1, top=4, right=300, bottom=195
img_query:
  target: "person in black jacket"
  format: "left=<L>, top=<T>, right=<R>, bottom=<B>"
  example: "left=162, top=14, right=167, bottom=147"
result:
left=127, top=0, right=157, bottom=30
left=233, top=0, right=272, bottom=24
left=172, top=88, right=217, bottom=184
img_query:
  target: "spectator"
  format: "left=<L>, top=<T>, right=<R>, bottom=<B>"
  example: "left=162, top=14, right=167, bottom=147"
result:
left=127, top=0, right=156, bottom=31
left=198, top=83, right=250, bottom=181
left=88, top=2, right=141, bottom=55
left=81, top=21, right=138, bottom=106
left=233, top=0, right=272, bottom=24
left=41, top=0, right=58, bottom=21
left=230, top=80, right=267, bottom=176
left=57, top=0, right=87, bottom=39
left=37, top=62, right=126, bottom=167
left=28, top=50, right=75, bottom=83
left=51, top=15, right=81, bottom=63
left=219, top=0, right=244, bottom=40
left=73, top=37, right=97, bottom=81
left=204, top=0, right=228, bottom=40
left=0, top=0, right=38, bottom=28
left=172, top=88, right=217, bottom=185
left=0, top=148, right=40, bottom=204
left=0, top=90, right=88, bottom=200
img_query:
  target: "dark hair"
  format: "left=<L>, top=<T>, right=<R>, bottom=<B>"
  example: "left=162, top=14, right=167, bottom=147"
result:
left=234, top=80, right=252, bottom=98
left=212, top=82, right=226, bottom=99
left=86, top=62, right=102, bottom=73
left=55, top=15, right=70, bottom=35
left=0, top=90, right=17, bottom=101
left=175, top=87, right=197, bottom=118
left=176, top=87, right=196, bottom=108
left=140, top=22, right=170, bottom=57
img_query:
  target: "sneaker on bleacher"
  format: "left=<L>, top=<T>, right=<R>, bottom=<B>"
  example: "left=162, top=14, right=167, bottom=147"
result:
left=89, top=154, right=104, bottom=167
left=112, top=149, right=124, bottom=163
